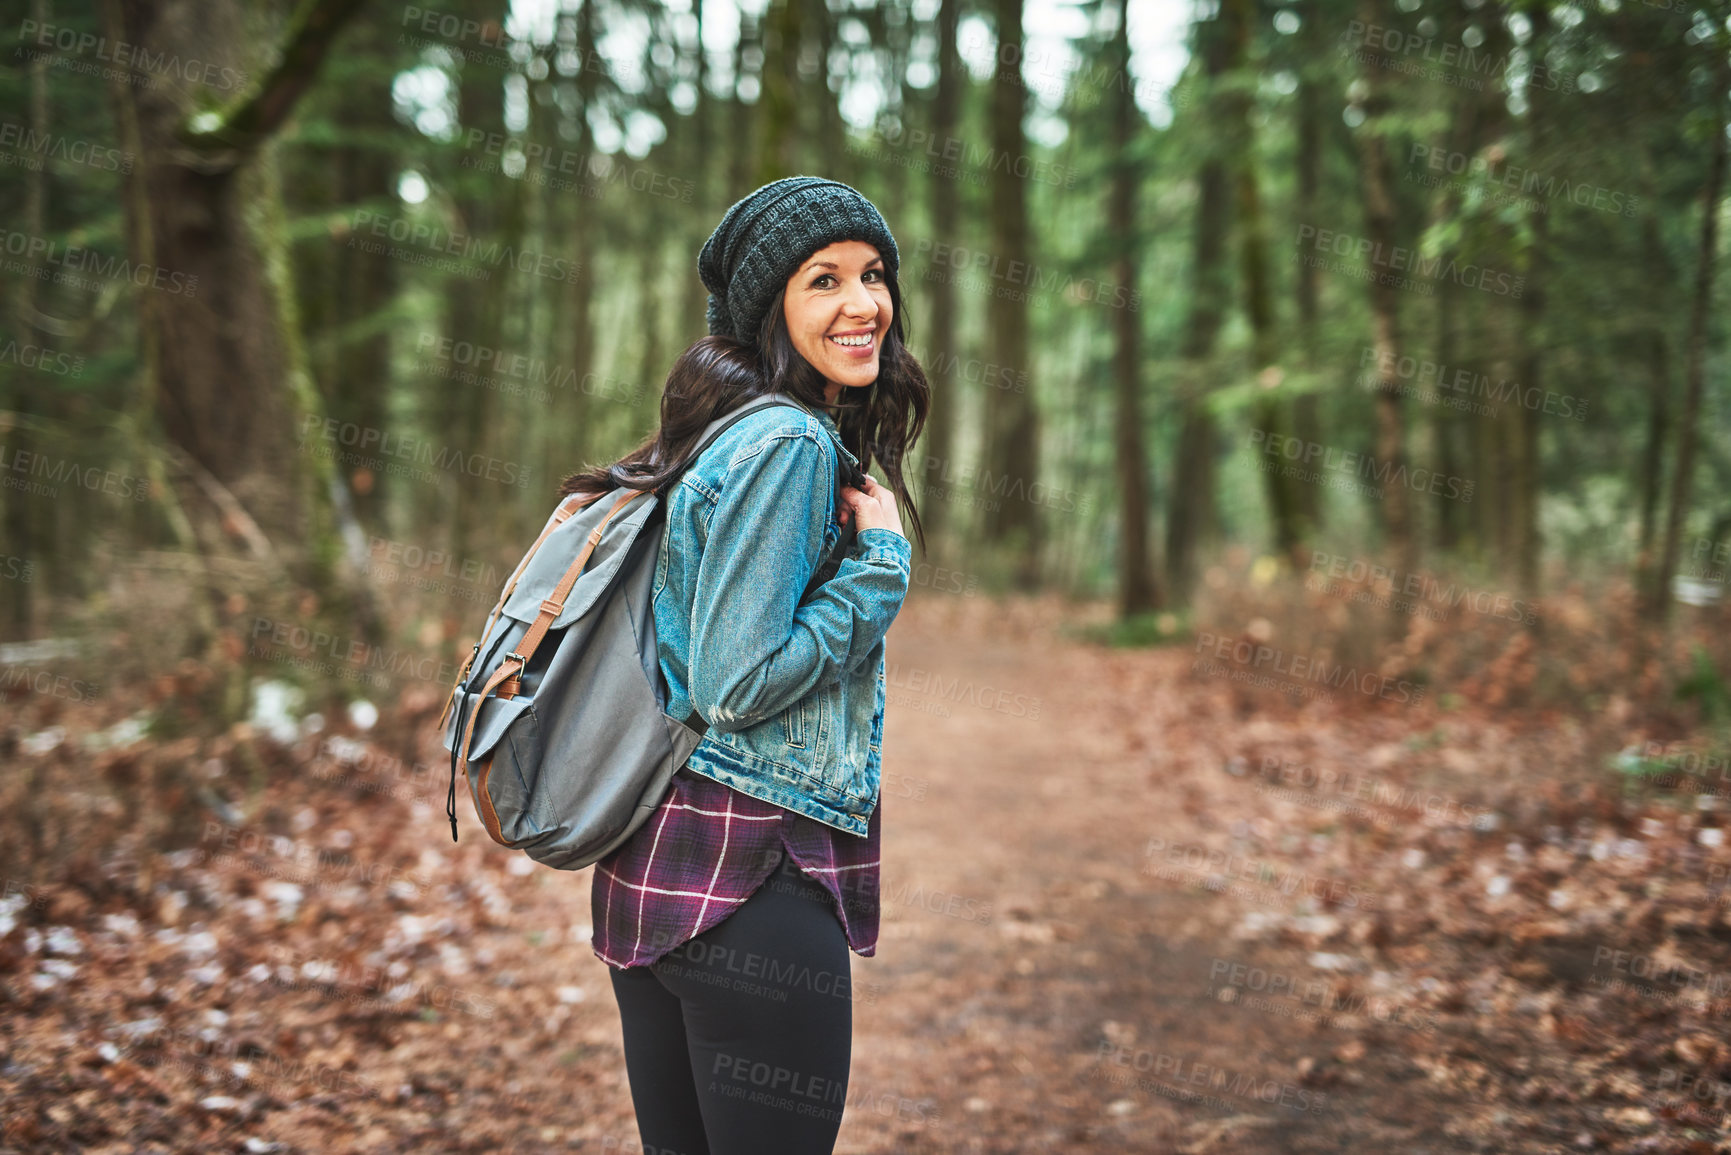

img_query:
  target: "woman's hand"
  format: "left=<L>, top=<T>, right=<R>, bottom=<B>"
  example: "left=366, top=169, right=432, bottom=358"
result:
left=839, top=474, right=903, bottom=539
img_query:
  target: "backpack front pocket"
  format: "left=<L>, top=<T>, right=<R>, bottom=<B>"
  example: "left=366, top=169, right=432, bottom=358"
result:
left=480, top=707, right=547, bottom=844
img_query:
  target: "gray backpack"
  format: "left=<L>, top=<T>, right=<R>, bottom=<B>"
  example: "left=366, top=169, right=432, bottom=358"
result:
left=435, top=392, right=861, bottom=870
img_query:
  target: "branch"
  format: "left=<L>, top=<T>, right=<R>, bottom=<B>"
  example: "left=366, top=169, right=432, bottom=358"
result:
left=162, top=442, right=283, bottom=567
left=177, top=0, right=369, bottom=157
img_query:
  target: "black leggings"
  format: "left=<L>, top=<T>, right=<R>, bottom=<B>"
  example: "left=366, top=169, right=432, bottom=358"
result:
left=607, top=854, right=855, bottom=1155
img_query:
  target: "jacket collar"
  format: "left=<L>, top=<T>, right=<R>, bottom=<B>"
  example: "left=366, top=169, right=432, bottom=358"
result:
left=767, top=392, right=860, bottom=470
left=814, top=406, right=861, bottom=470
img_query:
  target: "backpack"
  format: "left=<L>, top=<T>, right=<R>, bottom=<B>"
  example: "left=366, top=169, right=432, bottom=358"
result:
left=435, top=392, right=862, bottom=871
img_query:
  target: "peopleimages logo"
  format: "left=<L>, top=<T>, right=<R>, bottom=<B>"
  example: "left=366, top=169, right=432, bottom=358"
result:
left=1093, top=1042, right=1329, bottom=1115
left=0, top=226, right=197, bottom=296
left=1192, top=631, right=1426, bottom=705
left=1308, top=549, right=1539, bottom=625
left=1339, top=20, right=1509, bottom=76
left=1246, top=754, right=1490, bottom=825
left=0, top=121, right=133, bottom=174
left=345, top=210, right=581, bottom=284
left=0, top=338, right=85, bottom=377
left=1356, top=347, right=1588, bottom=422
left=297, top=416, right=532, bottom=489
left=248, top=616, right=459, bottom=687
left=1336, top=20, right=1574, bottom=95
left=1142, top=836, right=1377, bottom=910
left=1407, top=144, right=1636, bottom=218
left=0, top=443, right=150, bottom=502
left=912, top=238, right=1140, bottom=311
left=1295, top=224, right=1523, bottom=299
left=415, top=332, right=644, bottom=406
left=1246, top=429, right=1475, bottom=502
left=16, top=19, right=251, bottom=92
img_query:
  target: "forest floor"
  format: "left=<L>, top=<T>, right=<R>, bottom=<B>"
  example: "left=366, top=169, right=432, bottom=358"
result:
left=5, top=590, right=1731, bottom=1154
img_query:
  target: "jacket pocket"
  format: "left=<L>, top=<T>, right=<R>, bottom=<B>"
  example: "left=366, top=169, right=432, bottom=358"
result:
left=781, top=694, right=812, bottom=749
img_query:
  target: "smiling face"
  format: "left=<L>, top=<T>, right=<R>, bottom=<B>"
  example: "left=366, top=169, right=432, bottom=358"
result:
left=780, top=240, right=893, bottom=407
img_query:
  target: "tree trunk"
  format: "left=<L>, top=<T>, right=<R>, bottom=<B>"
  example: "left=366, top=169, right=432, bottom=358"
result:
left=429, top=0, right=515, bottom=564
left=730, top=13, right=758, bottom=199
left=1164, top=12, right=1233, bottom=607
left=291, top=18, right=401, bottom=533
left=683, top=0, right=711, bottom=344
left=811, top=0, right=846, bottom=184
left=1350, top=0, right=1415, bottom=576
left=756, top=0, right=802, bottom=184
left=1651, top=58, right=1729, bottom=620
left=1634, top=213, right=1675, bottom=600
left=982, top=0, right=1041, bottom=588
left=1290, top=18, right=1323, bottom=536
left=1223, top=0, right=1302, bottom=567
left=567, top=0, right=600, bottom=467
left=104, top=0, right=363, bottom=573
left=1420, top=0, right=1486, bottom=559
left=2, top=0, right=51, bottom=636
left=1109, top=0, right=1158, bottom=614
left=1509, top=8, right=1553, bottom=596
left=918, top=0, right=963, bottom=551
left=1636, top=329, right=1672, bottom=591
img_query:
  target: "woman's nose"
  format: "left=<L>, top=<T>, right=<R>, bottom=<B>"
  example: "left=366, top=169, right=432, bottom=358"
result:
left=841, top=279, right=878, bottom=321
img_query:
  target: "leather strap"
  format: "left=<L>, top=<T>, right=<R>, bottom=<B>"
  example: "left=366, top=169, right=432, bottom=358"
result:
left=437, top=493, right=586, bottom=732
left=501, top=489, right=646, bottom=694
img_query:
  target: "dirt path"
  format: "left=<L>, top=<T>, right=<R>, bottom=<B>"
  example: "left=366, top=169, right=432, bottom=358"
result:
left=835, top=594, right=1471, bottom=1154
left=4, top=591, right=1691, bottom=1153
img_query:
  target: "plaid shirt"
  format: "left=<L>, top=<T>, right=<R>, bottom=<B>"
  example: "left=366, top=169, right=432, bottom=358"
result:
left=590, top=767, right=881, bottom=969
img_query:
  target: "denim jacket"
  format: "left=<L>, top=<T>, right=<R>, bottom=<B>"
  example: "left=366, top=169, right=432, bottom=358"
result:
left=653, top=401, right=912, bottom=836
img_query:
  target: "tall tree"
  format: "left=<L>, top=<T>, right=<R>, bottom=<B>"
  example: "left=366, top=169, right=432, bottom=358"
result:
left=982, top=0, right=1041, bottom=588
left=1348, top=0, right=1415, bottom=575
left=1509, top=5, right=1553, bottom=596
left=426, top=0, right=519, bottom=564
left=1633, top=210, right=1676, bottom=595
left=915, top=0, right=963, bottom=552
left=811, top=0, right=847, bottom=183
left=1108, top=0, right=1158, bottom=613
left=103, top=0, right=365, bottom=574
left=1165, top=8, right=1234, bottom=605
left=1289, top=0, right=1328, bottom=537
left=290, top=17, right=406, bottom=533
left=682, top=0, right=713, bottom=344
left=1223, top=0, right=1304, bottom=566
left=1651, top=40, right=1729, bottom=619
left=730, top=10, right=760, bottom=198
left=3, top=0, right=52, bottom=636
left=756, top=0, right=803, bottom=183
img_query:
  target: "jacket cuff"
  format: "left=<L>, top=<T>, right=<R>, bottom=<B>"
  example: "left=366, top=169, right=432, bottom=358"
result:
left=853, top=527, right=912, bottom=567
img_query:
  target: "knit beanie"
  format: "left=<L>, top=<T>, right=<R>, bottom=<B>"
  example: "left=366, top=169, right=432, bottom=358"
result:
left=698, top=175, right=900, bottom=346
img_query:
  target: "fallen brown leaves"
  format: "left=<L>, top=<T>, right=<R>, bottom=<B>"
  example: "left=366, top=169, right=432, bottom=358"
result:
left=3, top=578, right=1731, bottom=1152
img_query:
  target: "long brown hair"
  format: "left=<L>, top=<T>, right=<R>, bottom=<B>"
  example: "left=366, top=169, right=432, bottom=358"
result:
left=557, top=269, right=930, bottom=554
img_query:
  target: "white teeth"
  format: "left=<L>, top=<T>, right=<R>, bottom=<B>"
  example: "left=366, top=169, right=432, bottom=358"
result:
left=829, top=334, right=872, bottom=346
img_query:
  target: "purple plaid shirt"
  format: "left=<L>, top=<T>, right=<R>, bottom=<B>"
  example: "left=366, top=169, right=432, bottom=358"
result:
left=590, top=767, right=882, bottom=969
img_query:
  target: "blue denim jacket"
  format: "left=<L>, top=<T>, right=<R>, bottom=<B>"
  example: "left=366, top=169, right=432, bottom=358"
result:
left=653, top=401, right=912, bottom=836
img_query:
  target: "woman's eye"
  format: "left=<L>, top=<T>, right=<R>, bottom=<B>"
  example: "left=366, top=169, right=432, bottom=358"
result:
left=812, top=269, right=884, bottom=289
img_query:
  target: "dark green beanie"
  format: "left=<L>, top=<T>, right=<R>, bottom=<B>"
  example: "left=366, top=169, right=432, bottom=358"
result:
left=698, top=175, right=900, bottom=346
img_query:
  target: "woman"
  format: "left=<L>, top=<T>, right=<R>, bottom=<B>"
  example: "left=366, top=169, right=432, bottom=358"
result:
left=556, top=176, right=930, bottom=1155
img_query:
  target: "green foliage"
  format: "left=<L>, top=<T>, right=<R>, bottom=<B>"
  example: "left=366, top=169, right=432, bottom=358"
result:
left=1070, top=609, right=1192, bottom=649
left=1676, top=644, right=1731, bottom=726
